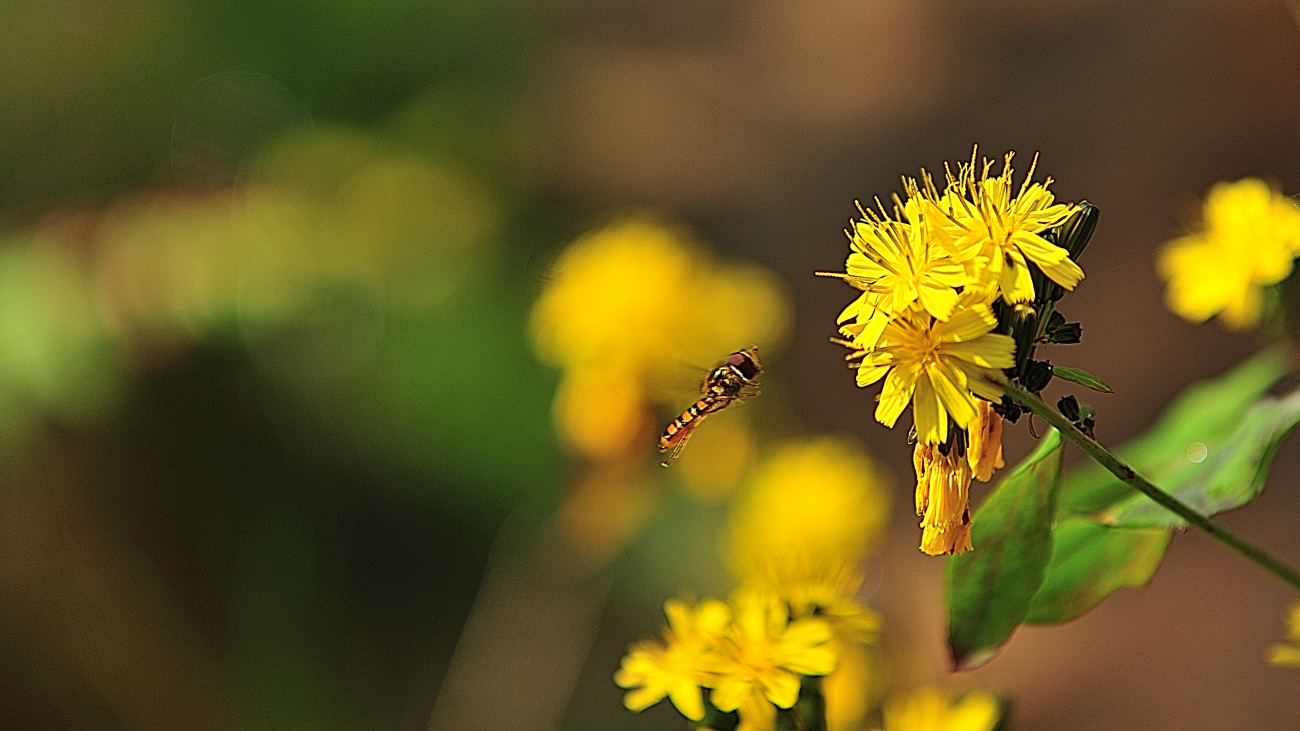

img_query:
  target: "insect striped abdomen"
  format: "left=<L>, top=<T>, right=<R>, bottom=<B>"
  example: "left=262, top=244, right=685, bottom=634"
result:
left=657, top=399, right=711, bottom=449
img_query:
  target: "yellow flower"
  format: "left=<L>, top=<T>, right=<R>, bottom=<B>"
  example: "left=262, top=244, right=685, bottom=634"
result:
left=1267, top=601, right=1300, bottom=668
left=913, top=442, right=974, bottom=556
left=821, top=199, right=970, bottom=350
left=724, top=439, right=887, bottom=644
left=726, top=439, right=890, bottom=583
left=615, top=597, right=731, bottom=721
left=710, top=591, right=838, bottom=731
left=925, top=150, right=1082, bottom=304
left=1157, top=177, right=1300, bottom=330
left=823, top=642, right=884, bottom=731
left=850, top=301, right=1015, bottom=446
left=878, top=687, right=1001, bottom=731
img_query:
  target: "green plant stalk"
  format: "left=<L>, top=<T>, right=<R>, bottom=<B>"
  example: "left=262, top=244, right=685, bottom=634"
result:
left=1003, top=381, right=1300, bottom=593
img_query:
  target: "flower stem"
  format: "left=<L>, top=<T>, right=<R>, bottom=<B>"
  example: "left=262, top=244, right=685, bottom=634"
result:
left=1003, top=381, right=1300, bottom=593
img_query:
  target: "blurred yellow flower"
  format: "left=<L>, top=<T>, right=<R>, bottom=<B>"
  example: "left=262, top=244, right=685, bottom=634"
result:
left=849, top=303, right=1014, bottom=447
left=823, top=641, right=884, bottom=731
left=711, top=591, right=838, bottom=731
left=1267, top=601, right=1300, bottom=668
left=878, top=687, right=1001, bottom=731
left=924, top=150, right=1082, bottom=304
left=615, top=597, right=731, bottom=721
left=914, top=442, right=974, bottom=556
left=726, top=438, right=890, bottom=586
left=1157, top=177, right=1300, bottom=330
left=531, top=215, right=789, bottom=459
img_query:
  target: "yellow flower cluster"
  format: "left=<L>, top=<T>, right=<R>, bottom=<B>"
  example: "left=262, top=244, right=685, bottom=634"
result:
left=1268, top=600, right=1300, bottom=669
left=1157, top=177, right=1300, bottom=330
left=615, top=593, right=837, bottom=731
left=724, top=439, right=890, bottom=730
left=618, top=438, right=890, bottom=731
left=725, top=439, right=886, bottom=644
left=823, top=149, right=1084, bottom=554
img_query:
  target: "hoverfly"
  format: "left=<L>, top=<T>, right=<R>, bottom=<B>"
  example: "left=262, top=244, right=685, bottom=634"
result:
left=657, top=347, right=763, bottom=467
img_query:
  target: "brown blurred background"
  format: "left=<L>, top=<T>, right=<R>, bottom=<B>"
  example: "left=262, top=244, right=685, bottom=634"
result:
left=0, top=0, right=1298, bottom=729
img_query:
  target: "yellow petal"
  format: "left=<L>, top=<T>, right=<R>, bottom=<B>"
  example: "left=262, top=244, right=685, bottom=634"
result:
left=623, top=684, right=666, bottom=712
left=668, top=679, right=706, bottom=721
left=947, top=691, right=1001, bottom=731
left=928, top=362, right=978, bottom=430
left=935, top=304, right=997, bottom=343
left=944, top=333, right=1016, bottom=369
left=912, top=377, right=946, bottom=445
left=709, top=677, right=749, bottom=712
left=759, top=670, right=801, bottom=709
left=875, top=365, right=919, bottom=428
left=917, top=281, right=959, bottom=321
left=998, top=251, right=1035, bottom=303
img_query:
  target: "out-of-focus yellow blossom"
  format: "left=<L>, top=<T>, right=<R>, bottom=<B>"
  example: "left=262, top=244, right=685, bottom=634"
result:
left=723, top=439, right=885, bottom=726
left=923, top=151, right=1082, bottom=304
left=823, top=642, right=885, bottom=731
left=1267, top=601, right=1300, bottom=668
left=710, top=591, right=838, bottom=731
left=531, top=216, right=789, bottom=460
left=878, top=687, right=1001, bottom=731
left=1157, top=177, right=1300, bottom=330
left=727, top=438, right=890, bottom=582
left=851, top=303, right=1014, bottom=447
left=615, top=597, right=731, bottom=721
left=914, top=442, right=974, bottom=556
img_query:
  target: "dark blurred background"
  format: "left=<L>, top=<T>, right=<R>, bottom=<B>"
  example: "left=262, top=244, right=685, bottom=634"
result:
left=0, top=0, right=1298, bottom=729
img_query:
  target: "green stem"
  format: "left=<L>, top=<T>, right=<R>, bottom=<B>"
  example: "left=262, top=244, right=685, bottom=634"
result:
left=1003, top=381, right=1300, bottom=593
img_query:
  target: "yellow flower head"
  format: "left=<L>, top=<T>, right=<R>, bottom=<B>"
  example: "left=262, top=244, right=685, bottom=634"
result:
left=710, top=591, right=838, bottom=731
left=850, top=301, right=1015, bottom=446
left=913, top=441, right=974, bottom=556
left=1267, top=600, right=1300, bottom=669
left=726, top=438, right=890, bottom=583
left=615, top=597, right=731, bottom=721
left=878, top=687, right=1001, bottom=731
left=724, top=438, right=887, bottom=644
left=924, top=150, right=1082, bottom=304
left=1157, top=177, right=1300, bottom=330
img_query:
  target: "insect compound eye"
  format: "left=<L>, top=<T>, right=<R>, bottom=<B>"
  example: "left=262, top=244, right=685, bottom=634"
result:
left=729, top=351, right=759, bottom=380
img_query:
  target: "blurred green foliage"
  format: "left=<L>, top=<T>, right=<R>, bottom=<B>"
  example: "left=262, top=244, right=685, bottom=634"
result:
left=0, top=1, right=568, bottom=728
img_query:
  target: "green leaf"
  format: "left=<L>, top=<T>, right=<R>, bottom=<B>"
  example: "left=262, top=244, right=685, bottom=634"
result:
left=1058, top=347, right=1289, bottom=516
left=1052, top=366, right=1113, bottom=393
left=1103, top=390, right=1300, bottom=527
left=1025, top=517, right=1171, bottom=624
left=945, top=430, right=1064, bottom=670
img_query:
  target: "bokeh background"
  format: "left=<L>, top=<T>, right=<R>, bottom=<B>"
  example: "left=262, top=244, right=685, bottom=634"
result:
left=1, top=0, right=1299, bottom=729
